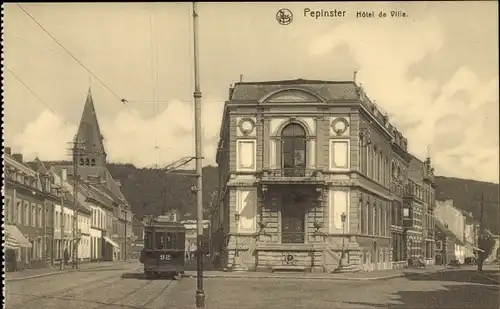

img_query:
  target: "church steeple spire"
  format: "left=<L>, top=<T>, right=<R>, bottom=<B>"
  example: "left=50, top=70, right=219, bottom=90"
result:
left=75, top=88, right=107, bottom=167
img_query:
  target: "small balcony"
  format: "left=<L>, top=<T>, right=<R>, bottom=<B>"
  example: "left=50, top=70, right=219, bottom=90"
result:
left=403, top=180, right=423, bottom=202
left=258, top=168, right=325, bottom=185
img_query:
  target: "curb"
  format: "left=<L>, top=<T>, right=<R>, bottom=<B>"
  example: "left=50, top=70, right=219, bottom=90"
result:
left=476, top=273, right=500, bottom=285
left=6, top=262, right=130, bottom=282
left=181, top=269, right=449, bottom=281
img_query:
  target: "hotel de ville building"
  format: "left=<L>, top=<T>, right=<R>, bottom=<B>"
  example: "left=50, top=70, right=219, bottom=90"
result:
left=211, top=78, right=437, bottom=273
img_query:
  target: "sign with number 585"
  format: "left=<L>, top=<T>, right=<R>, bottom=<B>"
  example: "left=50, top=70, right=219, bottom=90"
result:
left=160, top=254, right=171, bottom=261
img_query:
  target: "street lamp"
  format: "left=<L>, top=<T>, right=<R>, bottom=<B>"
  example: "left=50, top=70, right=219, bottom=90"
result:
left=232, top=213, right=247, bottom=272
left=340, top=212, right=347, bottom=268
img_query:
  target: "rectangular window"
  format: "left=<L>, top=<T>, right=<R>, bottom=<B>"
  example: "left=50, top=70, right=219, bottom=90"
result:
left=5, top=197, right=12, bottom=224
left=31, top=204, right=37, bottom=227
left=24, top=202, right=30, bottom=226
left=360, top=201, right=366, bottom=234
left=403, top=208, right=409, bottom=217
left=16, top=200, right=22, bottom=224
left=329, top=139, right=350, bottom=171
left=38, top=205, right=43, bottom=227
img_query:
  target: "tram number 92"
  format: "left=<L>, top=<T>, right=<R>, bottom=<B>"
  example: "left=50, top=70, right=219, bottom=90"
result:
left=159, top=254, right=171, bottom=261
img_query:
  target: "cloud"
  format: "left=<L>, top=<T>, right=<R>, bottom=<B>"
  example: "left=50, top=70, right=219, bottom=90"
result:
left=5, top=3, right=498, bottom=184
left=13, top=97, right=225, bottom=169
left=13, top=111, right=77, bottom=160
left=308, top=15, right=499, bottom=183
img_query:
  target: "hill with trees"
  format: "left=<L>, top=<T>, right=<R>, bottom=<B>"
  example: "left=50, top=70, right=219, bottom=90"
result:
left=107, top=164, right=499, bottom=234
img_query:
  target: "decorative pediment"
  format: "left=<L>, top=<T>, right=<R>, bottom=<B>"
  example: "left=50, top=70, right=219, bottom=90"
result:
left=261, top=89, right=324, bottom=103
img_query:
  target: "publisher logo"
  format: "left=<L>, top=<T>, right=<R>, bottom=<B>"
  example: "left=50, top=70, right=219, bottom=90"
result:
left=276, top=8, right=293, bottom=25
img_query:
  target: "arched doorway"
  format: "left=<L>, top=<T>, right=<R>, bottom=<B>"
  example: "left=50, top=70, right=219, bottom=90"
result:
left=281, top=123, right=307, bottom=177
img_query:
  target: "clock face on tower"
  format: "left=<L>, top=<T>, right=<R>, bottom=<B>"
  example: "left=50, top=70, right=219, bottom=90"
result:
left=238, top=118, right=256, bottom=135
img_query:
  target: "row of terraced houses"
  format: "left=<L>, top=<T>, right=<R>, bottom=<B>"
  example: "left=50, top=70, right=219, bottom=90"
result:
left=209, top=78, right=487, bottom=273
left=4, top=89, right=134, bottom=272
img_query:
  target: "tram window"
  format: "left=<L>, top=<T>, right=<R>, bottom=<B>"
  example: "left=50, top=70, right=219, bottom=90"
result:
left=144, top=232, right=153, bottom=249
left=155, top=232, right=166, bottom=249
left=166, top=233, right=176, bottom=249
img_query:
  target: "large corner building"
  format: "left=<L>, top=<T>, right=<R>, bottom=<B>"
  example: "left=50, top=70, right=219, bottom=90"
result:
left=211, top=78, right=437, bottom=273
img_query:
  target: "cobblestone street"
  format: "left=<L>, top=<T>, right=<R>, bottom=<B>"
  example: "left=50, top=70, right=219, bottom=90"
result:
left=6, top=261, right=499, bottom=309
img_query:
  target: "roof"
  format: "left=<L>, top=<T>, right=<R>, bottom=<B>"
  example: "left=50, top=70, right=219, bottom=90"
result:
left=27, top=157, right=50, bottom=175
left=50, top=164, right=128, bottom=207
left=435, top=219, right=465, bottom=246
left=230, top=79, right=360, bottom=102
left=49, top=169, right=92, bottom=213
left=75, top=88, right=106, bottom=157
left=5, top=153, right=38, bottom=176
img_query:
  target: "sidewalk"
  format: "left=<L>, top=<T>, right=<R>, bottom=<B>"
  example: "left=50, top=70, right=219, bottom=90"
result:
left=5, top=260, right=132, bottom=282
left=183, top=265, right=452, bottom=281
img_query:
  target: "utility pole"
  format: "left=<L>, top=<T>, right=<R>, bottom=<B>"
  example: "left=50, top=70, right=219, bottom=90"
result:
left=60, top=194, right=65, bottom=270
left=477, top=191, right=485, bottom=272
left=192, top=2, right=205, bottom=308
left=68, top=138, right=85, bottom=269
left=124, top=207, right=128, bottom=262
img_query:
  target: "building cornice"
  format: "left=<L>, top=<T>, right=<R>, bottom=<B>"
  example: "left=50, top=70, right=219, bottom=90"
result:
left=5, top=179, right=59, bottom=201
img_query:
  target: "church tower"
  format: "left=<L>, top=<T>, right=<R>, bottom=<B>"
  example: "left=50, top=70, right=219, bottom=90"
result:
left=74, top=88, right=107, bottom=167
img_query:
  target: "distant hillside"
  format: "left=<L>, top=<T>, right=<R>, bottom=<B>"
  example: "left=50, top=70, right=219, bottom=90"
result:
left=107, top=163, right=218, bottom=221
left=434, top=176, right=499, bottom=234
left=107, top=164, right=499, bottom=234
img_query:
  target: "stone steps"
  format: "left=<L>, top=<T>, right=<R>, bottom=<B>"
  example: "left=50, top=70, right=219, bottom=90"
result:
left=272, top=266, right=307, bottom=273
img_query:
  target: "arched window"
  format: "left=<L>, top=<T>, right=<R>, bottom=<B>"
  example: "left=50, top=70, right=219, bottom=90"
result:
left=281, top=123, right=307, bottom=176
left=80, top=158, right=85, bottom=166
left=91, top=159, right=96, bottom=166
left=360, top=136, right=366, bottom=174
left=385, top=157, right=390, bottom=185
left=367, top=146, right=372, bottom=178
left=379, top=152, right=383, bottom=184
left=391, top=161, right=396, bottom=179
left=85, top=158, right=90, bottom=166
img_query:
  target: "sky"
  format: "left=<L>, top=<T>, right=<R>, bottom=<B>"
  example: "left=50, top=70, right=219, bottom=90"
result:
left=3, top=2, right=499, bottom=183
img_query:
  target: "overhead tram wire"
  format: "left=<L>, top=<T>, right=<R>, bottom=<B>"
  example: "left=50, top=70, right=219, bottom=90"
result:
left=16, top=4, right=134, bottom=116
left=5, top=66, right=70, bottom=125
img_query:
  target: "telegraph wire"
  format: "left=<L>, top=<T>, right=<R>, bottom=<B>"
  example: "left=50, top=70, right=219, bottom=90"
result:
left=16, top=4, right=133, bottom=115
left=5, top=65, right=70, bottom=125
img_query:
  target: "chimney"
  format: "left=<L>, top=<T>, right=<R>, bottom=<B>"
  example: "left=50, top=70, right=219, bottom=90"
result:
left=12, top=153, right=23, bottom=163
left=62, top=168, right=68, bottom=181
left=228, top=84, right=234, bottom=100
left=239, top=74, right=243, bottom=82
left=5, top=147, right=11, bottom=155
left=353, top=70, right=358, bottom=83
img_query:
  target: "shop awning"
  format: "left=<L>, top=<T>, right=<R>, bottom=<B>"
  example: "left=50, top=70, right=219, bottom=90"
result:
left=471, top=245, right=485, bottom=252
left=465, top=243, right=485, bottom=252
left=5, top=225, right=32, bottom=248
left=103, top=236, right=120, bottom=249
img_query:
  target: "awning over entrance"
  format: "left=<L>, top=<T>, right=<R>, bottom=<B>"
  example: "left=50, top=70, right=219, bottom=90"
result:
left=467, top=244, right=485, bottom=252
left=104, top=236, right=120, bottom=249
left=5, top=225, right=32, bottom=249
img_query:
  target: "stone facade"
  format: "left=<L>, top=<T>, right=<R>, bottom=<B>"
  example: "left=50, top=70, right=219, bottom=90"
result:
left=212, top=79, right=436, bottom=272
left=404, top=156, right=437, bottom=265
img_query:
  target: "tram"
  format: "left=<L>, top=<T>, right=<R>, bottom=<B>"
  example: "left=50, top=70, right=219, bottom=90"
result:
left=140, top=216, right=186, bottom=279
